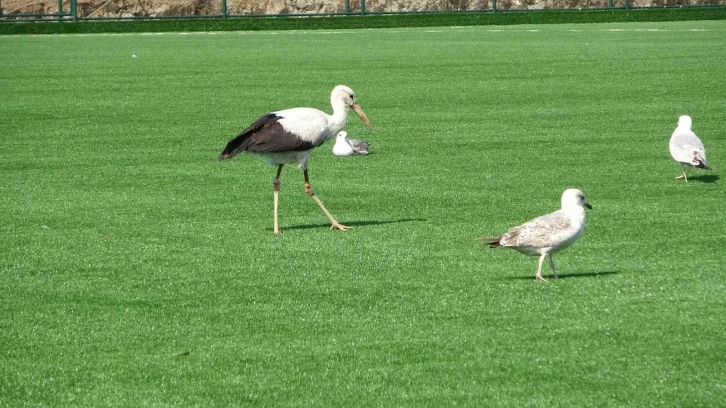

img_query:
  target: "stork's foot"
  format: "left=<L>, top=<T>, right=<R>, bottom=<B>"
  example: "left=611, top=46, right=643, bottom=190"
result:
left=304, top=183, right=314, bottom=196
left=330, top=222, right=352, bottom=231
left=535, top=275, right=548, bottom=282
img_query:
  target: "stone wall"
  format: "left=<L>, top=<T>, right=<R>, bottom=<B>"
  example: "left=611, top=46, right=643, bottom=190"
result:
left=2, top=0, right=724, bottom=18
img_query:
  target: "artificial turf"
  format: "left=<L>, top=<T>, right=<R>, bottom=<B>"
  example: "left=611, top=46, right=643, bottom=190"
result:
left=1, top=21, right=725, bottom=406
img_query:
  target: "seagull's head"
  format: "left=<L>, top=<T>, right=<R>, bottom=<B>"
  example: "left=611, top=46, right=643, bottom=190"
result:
left=677, top=115, right=692, bottom=130
left=336, top=131, right=348, bottom=141
left=331, top=85, right=374, bottom=130
left=562, top=189, right=592, bottom=210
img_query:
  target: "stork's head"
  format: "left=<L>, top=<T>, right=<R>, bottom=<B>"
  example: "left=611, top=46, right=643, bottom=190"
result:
left=331, top=85, right=374, bottom=130
left=561, top=189, right=592, bottom=211
left=677, top=115, right=692, bottom=130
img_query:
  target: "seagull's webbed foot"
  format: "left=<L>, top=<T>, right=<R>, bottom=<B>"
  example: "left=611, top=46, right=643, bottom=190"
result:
left=535, top=275, right=548, bottom=282
left=676, top=168, right=689, bottom=182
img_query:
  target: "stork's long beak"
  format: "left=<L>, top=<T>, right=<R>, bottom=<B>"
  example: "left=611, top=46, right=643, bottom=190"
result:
left=350, top=103, right=374, bottom=130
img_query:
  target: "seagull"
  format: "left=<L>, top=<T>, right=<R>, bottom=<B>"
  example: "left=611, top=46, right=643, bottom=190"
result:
left=219, top=85, right=374, bottom=234
left=332, top=131, right=371, bottom=156
left=669, top=115, right=710, bottom=182
left=478, top=189, right=592, bottom=281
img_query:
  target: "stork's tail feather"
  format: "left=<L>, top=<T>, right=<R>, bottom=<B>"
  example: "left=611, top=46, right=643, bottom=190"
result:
left=219, top=132, right=251, bottom=161
left=477, top=236, right=503, bottom=248
left=219, top=151, right=239, bottom=161
left=219, top=113, right=280, bottom=161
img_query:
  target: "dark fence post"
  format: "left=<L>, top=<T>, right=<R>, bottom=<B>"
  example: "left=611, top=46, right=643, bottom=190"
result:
left=222, top=0, right=227, bottom=17
left=58, top=0, right=63, bottom=20
left=492, top=0, right=497, bottom=12
left=361, top=0, right=366, bottom=14
left=71, top=0, right=77, bottom=20
left=607, top=0, right=613, bottom=8
left=345, top=0, right=350, bottom=14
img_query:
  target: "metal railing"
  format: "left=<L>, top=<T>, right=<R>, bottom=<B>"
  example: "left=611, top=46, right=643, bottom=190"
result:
left=1, top=0, right=723, bottom=22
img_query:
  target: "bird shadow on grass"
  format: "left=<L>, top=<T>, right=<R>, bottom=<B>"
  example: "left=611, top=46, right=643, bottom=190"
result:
left=686, top=174, right=719, bottom=183
left=275, top=218, right=427, bottom=231
left=505, top=270, right=619, bottom=281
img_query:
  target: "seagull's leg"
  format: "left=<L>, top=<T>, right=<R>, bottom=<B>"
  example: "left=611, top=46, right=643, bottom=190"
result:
left=303, top=169, right=351, bottom=231
left=535, top=253, right=548, bottom=282
left=676, top=165, right=688, bottom=181
left=548, top=254, right=558, bottom=279
left=272, top=164, right=283, bottom=235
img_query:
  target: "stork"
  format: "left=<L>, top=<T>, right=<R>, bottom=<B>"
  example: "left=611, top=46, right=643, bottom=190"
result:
left=219, top=85, right=374, bottom=234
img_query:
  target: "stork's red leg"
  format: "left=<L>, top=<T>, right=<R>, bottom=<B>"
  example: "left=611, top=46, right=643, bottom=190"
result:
left=303, top=169, right=351, bottom=231
left=273, top=164, right=283, bottom=234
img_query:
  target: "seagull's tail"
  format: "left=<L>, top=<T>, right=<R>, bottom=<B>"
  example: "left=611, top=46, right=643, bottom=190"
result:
left=691, top=152, right=710, bottom=170
left=476, top=236, right=503, bottom=248
left=698, top=161, right=712, bottom=170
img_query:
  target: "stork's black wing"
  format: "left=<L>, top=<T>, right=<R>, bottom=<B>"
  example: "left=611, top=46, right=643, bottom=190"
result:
left=219, top=113, right=316, bottom=160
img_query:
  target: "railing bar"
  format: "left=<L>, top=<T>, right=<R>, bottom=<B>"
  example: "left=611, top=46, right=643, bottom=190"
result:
left=1, top=4, right=725, bottom=22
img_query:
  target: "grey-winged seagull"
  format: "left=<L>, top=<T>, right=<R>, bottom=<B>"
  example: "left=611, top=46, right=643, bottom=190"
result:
left=478, top=189, right=592, bottom=281
left=332, top=131, right=370, bottom=156
left=669, top=115, right=710, bottom=182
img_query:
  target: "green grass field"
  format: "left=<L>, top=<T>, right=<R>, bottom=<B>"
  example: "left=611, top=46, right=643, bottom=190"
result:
left=1, top=21, right=725, bottom=406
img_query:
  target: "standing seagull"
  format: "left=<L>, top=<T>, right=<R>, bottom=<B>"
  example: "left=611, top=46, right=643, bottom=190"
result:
left=333, top=131, right=371, bottom=156
left=669, top=115, right=710, bottom=182
left=478, top=189, right=592, bottom=281
left=219, top=85, right=374, bottom=234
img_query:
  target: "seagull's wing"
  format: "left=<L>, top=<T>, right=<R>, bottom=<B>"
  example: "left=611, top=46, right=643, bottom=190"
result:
left=670, top=129, right=707, bottom=166
left=501, top=210, right=571, bottom=251
left=349, top=138, right=370, bottom=151
left=340, top=138, right=369, bottom=155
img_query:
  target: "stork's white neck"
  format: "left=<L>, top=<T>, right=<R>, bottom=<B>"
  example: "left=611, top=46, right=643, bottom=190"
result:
left=327, top=97, right=349, bottom=136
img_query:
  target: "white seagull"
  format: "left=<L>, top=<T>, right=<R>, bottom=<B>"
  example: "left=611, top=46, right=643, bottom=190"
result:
left=219, top=85, right=374, bottom=234
left=333, top=131, right=371, bottom=156
left=669, top=115, right=710, bottom=182
left=478, top=189, right=592, bottom=281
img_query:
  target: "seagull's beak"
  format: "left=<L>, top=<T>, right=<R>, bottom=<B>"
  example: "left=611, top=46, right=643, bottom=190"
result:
left=583, top=200, right=593, bottom=210
left=350, top=103, right=374, bottom=130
